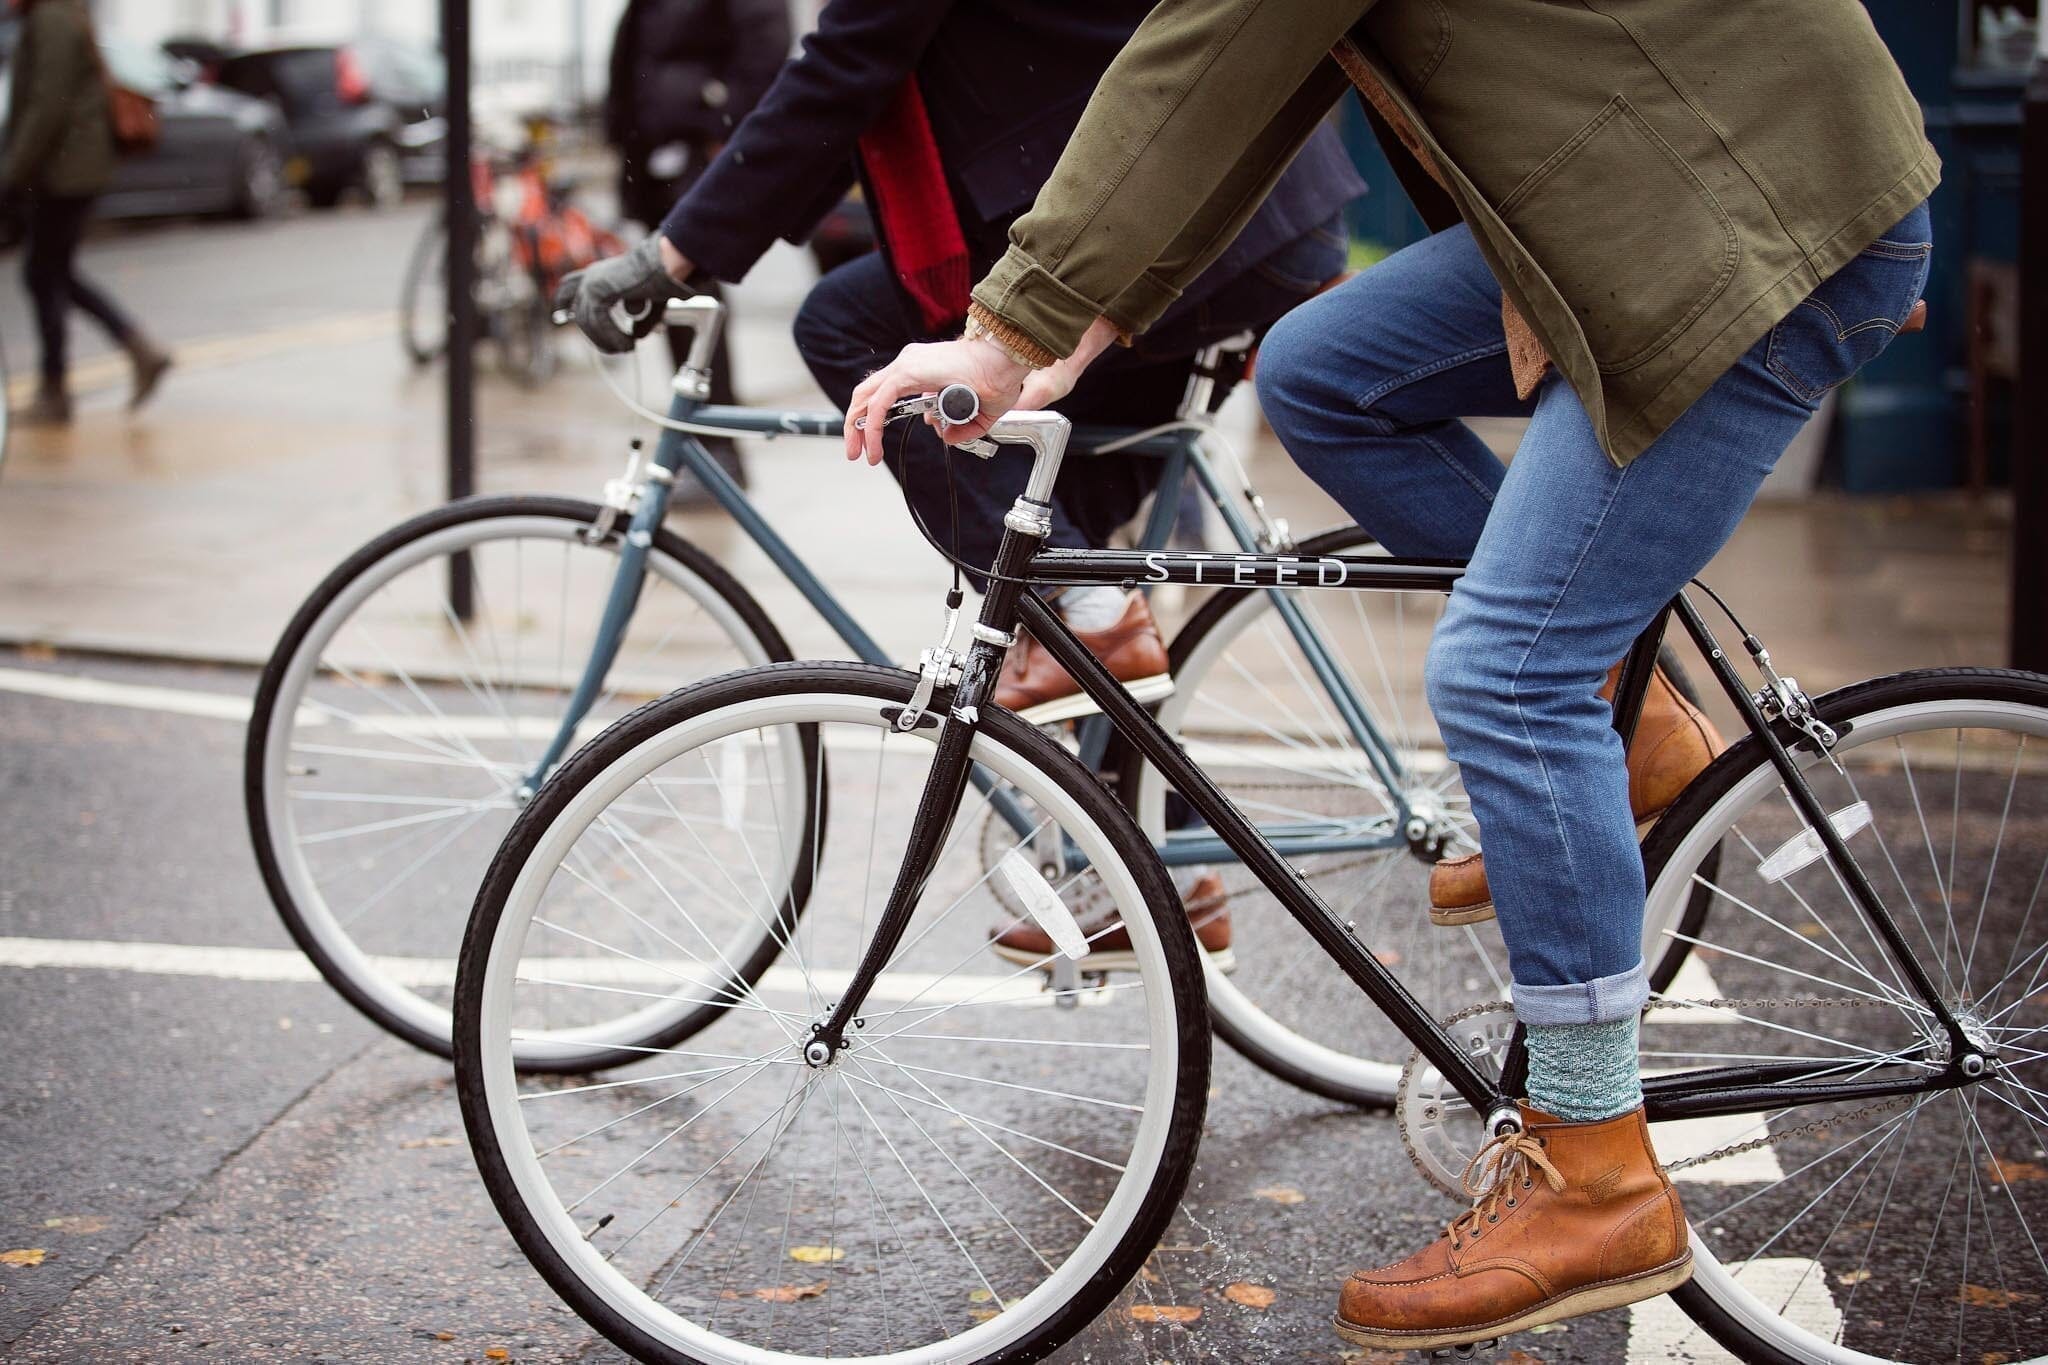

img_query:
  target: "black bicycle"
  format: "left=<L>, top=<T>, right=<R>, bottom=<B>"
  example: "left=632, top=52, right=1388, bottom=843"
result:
left=453, top=394, right=2048, bottom=1364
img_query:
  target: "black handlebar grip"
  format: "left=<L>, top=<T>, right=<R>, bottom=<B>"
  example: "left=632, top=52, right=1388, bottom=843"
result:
left=937, top=384, right=980, bottom=426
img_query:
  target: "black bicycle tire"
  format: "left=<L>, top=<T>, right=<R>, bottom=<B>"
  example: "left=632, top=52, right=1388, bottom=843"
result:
left=1640, top=666, right=2048, bottom=1364
left=244, top=495, right=803, bottom=1065
left=400, top=211, right=448, bottom=365
left=454, top=660, right=1212, bottom=1365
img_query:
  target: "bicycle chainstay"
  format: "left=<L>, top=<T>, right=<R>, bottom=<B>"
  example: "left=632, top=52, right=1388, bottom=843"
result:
left=1399, top=997, right=1924, bottom=1189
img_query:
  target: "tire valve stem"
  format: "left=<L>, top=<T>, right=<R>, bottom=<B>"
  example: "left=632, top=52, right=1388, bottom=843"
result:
left=583, top=1213, right=613, bottom=1242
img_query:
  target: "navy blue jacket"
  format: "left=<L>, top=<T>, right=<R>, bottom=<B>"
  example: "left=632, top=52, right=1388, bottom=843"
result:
left=661, top=0, right=1364, bottom=316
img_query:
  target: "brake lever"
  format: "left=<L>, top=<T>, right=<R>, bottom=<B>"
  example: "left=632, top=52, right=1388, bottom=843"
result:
left=853, top=386, right=997, bottom=458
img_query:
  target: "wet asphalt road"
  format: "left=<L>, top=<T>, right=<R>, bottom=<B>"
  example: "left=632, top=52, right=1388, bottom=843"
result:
left=0, top=649, right=1675, bottom=1364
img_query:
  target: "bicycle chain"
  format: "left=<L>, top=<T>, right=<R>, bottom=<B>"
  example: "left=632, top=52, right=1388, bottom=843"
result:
left=1398, top=996, right=1927, bottom=1190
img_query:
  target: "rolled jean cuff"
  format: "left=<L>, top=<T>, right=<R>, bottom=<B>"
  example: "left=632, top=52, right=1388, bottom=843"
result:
left=1511, top=962, right=1650, bottom=1026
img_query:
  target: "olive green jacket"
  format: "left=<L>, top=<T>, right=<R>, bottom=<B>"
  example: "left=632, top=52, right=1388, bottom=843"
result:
left=3, top=0, right=117, bottom=199
left=968, top=0, right=1940, bottom=463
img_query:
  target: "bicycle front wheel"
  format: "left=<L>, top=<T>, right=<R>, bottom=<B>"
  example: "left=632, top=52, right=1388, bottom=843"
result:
left=456, top=662, right=1209, bottom=1363
left=1639, top=668, right=2048, bottom=1363
left=246, top=495, right=804, bottom=1067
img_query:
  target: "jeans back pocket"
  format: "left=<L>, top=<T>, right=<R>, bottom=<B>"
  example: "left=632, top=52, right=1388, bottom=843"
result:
left=1764, top=202, right=1933, bottom=406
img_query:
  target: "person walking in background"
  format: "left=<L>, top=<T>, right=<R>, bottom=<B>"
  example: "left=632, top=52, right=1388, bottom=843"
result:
left=604, top=0, right=789, bottom=496
left=3, top=0, right=170, bottom=426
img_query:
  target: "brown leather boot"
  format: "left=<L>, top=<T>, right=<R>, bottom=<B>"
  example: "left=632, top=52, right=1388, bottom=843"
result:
left=1334, top=1104, right=1691, bottom=1352
left=994, top=591, right=1172, bottom=725
left=1429, top=663, right=1724, bottom=926
left=988, top=872, right=1232, bottom=970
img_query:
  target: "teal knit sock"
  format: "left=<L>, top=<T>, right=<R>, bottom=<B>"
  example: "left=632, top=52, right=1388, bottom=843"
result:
left=1524, top=1016, right=1642, bottom=1122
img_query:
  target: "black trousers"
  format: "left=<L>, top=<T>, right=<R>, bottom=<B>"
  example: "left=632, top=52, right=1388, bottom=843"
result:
left=791, top=217, right=1347, bottom=585
left=22, top=194, right=137, bottom=388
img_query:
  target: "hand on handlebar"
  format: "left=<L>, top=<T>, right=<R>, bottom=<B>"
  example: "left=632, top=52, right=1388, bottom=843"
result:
left=844, top=337, right=1031, bottom=465
left=552, top=236, right=695, bottom=354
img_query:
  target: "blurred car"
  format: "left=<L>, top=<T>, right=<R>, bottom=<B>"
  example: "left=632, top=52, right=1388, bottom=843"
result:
left=213, top=37, right=445, bottom=209
left=0, top=36, right=287, bottom=225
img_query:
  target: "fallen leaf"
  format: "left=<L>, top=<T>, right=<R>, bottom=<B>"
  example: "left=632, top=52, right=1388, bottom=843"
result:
left=1959, top=1284, right=2037, bottom=1308
left=1986, top=1157, right=2048, bottom=1185
left=435, top=1332, right=456, bottom=1342
left=788, top=1245, right=845, bottom=1264
left=1984, top=1353, right=2012, bottom=1365
left=1837, top=1268, right=1873, bottom=1286
left=1528, top=1321, right=1571, bottom=1334
left=0, top=1250, right=46, bottom=1267
left=484, top=1352, right=510, bottom=1362
left=400, top=1137, right=459, bottom=1150
left=1373, top=949, right=1401, bottom=967
left=1137, top=1266, right=1162, bottom=1284
left=967, top=1289, right=994, bottom=1303
left=1222, top=1282, right=1275, bottom=1309
left=40, top=1217, right=108, bottom=1234
left=1129, top=1304, right=1201, bottom=1324
left=1253, top=1186, right=1304, bottom=1205
left=968, top=1308, right=1001, bottom=1322
left=719, top=1280, right=829, bottom=1303
left=1500, top=1353, right=1545, bottom=1365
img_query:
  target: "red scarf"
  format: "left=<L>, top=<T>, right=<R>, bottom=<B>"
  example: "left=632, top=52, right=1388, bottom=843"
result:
left=857, top=79, right=971, bottom=332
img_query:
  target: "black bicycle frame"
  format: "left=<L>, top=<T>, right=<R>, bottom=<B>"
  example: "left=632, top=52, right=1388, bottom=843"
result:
left=809, top=477, right=1981, bottom=1133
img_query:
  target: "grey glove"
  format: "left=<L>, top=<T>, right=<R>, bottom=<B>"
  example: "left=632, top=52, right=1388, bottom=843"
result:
left=553, top=236, right=694, bottom=354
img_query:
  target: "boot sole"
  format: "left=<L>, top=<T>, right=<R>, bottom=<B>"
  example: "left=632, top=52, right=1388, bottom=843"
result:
left=1011, top=674, right=1173, bottom=726
left=1331, top=1251, right=1693, bottom=1351
left=987, top=942, right=1236, bottom=974
left=1428, top=816, right=1664, bottom=928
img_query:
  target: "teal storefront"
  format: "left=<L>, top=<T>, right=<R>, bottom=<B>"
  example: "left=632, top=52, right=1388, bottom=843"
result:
left=1339, top=1, right=2036, bottom=492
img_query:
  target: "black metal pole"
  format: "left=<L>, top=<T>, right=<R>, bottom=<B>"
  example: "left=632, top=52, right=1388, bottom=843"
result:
left=443, top=0, right=477, bottom=620
left=2017, top=49, right=2048, bottom=672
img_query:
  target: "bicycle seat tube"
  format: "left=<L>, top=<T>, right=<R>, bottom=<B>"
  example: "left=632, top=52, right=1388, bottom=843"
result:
left=808, top=411, right=1073, bottom=1062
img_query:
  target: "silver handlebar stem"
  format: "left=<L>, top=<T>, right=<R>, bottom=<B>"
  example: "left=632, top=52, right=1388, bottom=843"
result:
left=663, top=295, right=727, bottom=400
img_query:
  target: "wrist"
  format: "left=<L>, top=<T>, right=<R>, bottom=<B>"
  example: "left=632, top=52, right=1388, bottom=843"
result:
left=656, top=235, right=694, bottom=284
left=962, top=310, right=1052, bottom=375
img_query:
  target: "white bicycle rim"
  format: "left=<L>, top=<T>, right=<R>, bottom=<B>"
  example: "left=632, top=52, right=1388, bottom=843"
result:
left=471, top=689, right=1189, bottom=1363
left=262, top=513, right=790, bottom=1059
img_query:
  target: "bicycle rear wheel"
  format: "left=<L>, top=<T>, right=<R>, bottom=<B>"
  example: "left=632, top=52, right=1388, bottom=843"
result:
left=1638, top=668, right=2048, bottom=1363
left=246, top=495, right=805, bottom=1067
left=456, top=662, right=1209, bottom=1363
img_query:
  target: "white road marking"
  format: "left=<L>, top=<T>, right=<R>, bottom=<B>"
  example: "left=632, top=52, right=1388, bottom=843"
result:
left=0, top=935, right=1055, bottom=1008
left=1628, top=1257, right=1841, bottom=1361
left=0, top=666, right=258, bottom=722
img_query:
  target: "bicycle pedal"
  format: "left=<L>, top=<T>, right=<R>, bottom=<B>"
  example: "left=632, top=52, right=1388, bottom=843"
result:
left=1431, top=1339, right=1499, bottom=1360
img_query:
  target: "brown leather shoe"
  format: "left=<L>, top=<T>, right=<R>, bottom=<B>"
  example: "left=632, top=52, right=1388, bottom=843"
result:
left=988, top=872, right=1232, bottom=971
left=1334, top=1104, right=1691, bottom=1352
left=994, top=591, right=1172, bottom=725
left=1429, top=663, right=1724, bottom=926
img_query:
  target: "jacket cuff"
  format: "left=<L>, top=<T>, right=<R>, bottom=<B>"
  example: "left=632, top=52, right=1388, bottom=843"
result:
left=969, top=246, right=1110, bottom=363
left=1102, top=270, right=1183, bottom=339
left=964, top=301, right=1060, bottom=370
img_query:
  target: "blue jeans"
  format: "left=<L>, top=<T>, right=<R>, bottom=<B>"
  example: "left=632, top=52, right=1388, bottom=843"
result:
left=1255, top=205, right=1932, bottom=1024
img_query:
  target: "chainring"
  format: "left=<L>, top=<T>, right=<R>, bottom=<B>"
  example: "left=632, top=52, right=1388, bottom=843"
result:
left=1396, top=1001, right=1518, bottom=1199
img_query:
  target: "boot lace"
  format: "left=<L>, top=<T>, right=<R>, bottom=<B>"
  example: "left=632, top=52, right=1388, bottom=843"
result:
left=1447, top=1129, right=1564, bottom=1251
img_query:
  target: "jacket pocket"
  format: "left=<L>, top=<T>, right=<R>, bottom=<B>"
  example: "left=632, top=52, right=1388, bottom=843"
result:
left=1765, top=227, right=1933, bottom=406
left=1497, top=95, right=1737, bottom=374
